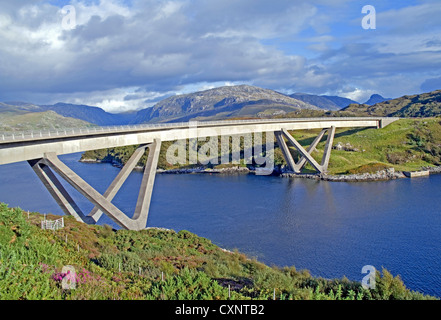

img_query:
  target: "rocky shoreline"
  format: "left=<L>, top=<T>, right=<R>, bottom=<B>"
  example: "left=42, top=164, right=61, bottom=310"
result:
left=422, top=166, right=441, bottom=174
left=157, top=166, right=252, bottom=175
left=281, top=168, right=406, bottom=182
left=156, top=166, right=441, bottom=182
left=80, top=158, right=439, bottom=182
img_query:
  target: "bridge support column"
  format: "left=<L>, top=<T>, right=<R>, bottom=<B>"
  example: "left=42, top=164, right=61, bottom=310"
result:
left=29, top=139, right=162, bottom=230
left=276, top=127, right=336, bottom=174
left=28, top=159, right=95, bottom=224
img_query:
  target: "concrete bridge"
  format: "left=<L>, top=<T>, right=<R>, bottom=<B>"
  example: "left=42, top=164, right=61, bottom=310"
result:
left=0, top=117, right=398, bottom=230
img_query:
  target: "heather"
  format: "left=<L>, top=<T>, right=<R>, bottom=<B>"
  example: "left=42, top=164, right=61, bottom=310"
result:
left=0, top=203, right=435, bottom=300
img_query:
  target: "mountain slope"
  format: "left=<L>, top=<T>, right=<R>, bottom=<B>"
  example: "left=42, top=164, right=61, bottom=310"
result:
left=339, top=90, right=441, bottom=117
left=1, top=102, right=133, bottom=127
left=4, top=88, right=441, bottom=128
left=0, top=109, right=95, bottom=131
left=39, top=103, right=135, bottom=126
left=289, top=93, right=358, bottom=111
left=1, top=102, right=43, bottom=114
left=363, top=94, right=390, bottom=106
left=134, top=85, right=320, bottom=123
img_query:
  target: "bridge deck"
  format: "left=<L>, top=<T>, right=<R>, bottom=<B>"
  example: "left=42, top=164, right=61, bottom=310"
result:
left=0, top=117, right=398, bottom=165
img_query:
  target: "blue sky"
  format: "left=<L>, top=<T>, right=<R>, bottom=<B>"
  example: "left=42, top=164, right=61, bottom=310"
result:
left=0, top=0, right=440, bottom=112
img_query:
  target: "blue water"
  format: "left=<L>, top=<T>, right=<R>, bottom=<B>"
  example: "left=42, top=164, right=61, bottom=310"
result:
left=1, top=152, right=440, bottom=297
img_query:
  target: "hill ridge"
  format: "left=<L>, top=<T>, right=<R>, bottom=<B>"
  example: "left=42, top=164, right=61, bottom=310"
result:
left=134, top=85, right=320, bottom=123
left=340, top=89, right=441, bottom=117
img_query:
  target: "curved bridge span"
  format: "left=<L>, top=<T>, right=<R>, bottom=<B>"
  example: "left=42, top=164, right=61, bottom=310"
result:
left=0, top=117, right=398, bottom=230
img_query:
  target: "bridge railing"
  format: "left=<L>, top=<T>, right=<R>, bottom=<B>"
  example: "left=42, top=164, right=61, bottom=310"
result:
left=0, top=117, right=389, bottom=143
left=0, top=123, right=178, bottom=142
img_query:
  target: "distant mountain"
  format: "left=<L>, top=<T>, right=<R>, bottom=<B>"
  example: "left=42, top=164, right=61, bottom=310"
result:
left=1, top=101, right=135, bottom=127
left=134, top=85, right=320, bottom=123
left=1, top=102, right=42, bottom=114
left=363, top=94, right=390, bottom=106
left=0, top=103, right=95, bottom=131
left=339, top=90, right=441, bottom=117
left=4, top=87, right=441, bottom=130
left=289, top=93, right=358, bottom=111
left=39, top=103, right=136, bottom=126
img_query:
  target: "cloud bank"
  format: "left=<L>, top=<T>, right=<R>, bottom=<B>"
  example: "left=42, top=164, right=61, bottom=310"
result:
left=0, top=0, right=440, bottom=112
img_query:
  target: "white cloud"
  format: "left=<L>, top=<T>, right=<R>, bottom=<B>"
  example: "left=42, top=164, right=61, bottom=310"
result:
left=40, top=87, right=165, bottom=113
left=377, top=2, right=441, bottom=35
left=338, top=88, right=375, bottom=104
left=0, top=0, right=439, bottom=111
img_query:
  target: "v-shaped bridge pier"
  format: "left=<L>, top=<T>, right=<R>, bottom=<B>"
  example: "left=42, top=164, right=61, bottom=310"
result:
left=28, top=139, right=161, bottom=230
left=275, top=126, right=336, bottom=174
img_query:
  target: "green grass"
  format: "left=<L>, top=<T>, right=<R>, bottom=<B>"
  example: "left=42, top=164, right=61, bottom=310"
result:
left=0, top=111, right=95, bottom=132
left=0, top=202, right=436, bottom=300
left=285, top=118, right=441, bottom=174
left=338, top=90, right=441, bottom=118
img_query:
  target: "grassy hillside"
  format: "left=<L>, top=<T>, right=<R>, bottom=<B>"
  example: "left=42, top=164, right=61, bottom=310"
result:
left=289, top=93, right=357, bottom=111
left=0, top=110, right=95, bottom=132
left=286, top=118, right=441, bottom=175
left=0, top=203, right=435, bottom=300
left=338, top=90, right=441, bottom=117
